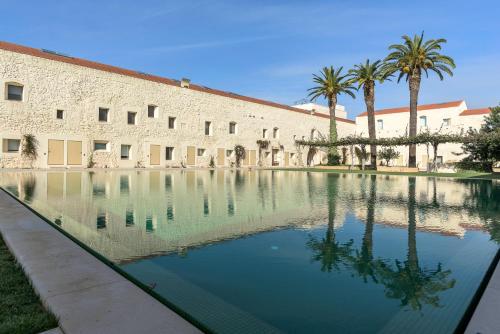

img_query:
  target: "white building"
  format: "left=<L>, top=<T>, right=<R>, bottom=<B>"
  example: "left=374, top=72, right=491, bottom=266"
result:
left=0, top=40, right=492, bottom=170
left=355, top=100, right=491, bottom=168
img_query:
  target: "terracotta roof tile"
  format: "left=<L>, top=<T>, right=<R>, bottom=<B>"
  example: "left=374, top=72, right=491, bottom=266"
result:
left=0, top=41, right=355, bottom=124
left=357, top=100, right=464, bottom=117
left=459, top=108, right=491, bottom=116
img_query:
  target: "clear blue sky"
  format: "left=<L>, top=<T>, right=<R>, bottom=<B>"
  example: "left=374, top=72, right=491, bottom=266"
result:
left=1, top=0, right=498, bottom=119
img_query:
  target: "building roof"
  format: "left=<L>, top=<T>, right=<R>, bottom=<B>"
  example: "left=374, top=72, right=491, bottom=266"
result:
left=0, top=41, right=356, bottom=124
left=459, top=108, right=491, bottom=116
left=356, top=100, right=464, bottom=117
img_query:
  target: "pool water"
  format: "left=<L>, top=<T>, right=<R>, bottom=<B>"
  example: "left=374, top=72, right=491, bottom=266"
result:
left=1, top=170, right=499, bottom=333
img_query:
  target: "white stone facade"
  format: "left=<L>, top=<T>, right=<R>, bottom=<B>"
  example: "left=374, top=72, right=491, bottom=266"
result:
left=0, top=42, right=355, bottom=169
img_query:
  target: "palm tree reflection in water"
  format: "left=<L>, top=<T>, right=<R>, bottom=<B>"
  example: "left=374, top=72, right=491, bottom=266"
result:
left=308, top=175, right=456, bottom=311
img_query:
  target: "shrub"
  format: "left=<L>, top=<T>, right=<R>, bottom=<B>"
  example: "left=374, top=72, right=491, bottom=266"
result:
left=234, top=145, right=246, bottom=167
left=21, top=134, right=38, bottom=160
left=455, top=160, right=493, bottom=172
left=378, top=147, right=400, bottom=166
left=327, top=152, right=341, bottom=165
left=209, top=155, right=215, bottom=168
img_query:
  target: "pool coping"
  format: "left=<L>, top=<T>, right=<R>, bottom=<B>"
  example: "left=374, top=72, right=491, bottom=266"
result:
left=0, top=188, right=203, bottom=334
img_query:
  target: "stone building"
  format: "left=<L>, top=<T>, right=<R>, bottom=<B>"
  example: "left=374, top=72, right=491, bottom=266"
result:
left=0, top=41, right=355, bottom=169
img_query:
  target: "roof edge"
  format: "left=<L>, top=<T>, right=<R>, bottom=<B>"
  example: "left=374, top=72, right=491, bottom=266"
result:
left=0, top=40, right=355, bottom=124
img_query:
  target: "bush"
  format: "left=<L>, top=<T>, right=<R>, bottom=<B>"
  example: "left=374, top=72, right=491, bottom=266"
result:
left=327, top=152, right=341, bottom=165
left=455, top=160, right=493, bottom=172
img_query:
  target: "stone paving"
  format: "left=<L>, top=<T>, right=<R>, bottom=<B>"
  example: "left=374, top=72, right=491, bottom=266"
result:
left=0, top=189, right=201, bottom=334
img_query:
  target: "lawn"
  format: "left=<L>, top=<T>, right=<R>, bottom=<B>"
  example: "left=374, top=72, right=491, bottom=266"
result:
left=0, top=235, right=57, bottom=334
left=271, top=167, right=500, bottom=179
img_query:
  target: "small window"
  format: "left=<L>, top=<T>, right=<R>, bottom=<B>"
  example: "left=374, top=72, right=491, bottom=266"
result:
left=148, top=105, right=158, bottom=118
left=229, top=122, right=237, bottom=134
left=127, top=112, right=137, bottom=125
left=94, top=141, right=109, bottom=151
left=98, top=108, right=109, bottom=122
left=273, top=127, right=279, bottom=139
left=197, top=148, right=206, bottom=157
left=165, top=147, right=174, bottom=160
left=436, top=156, right=443, bottom=164
left=377, top=119, right=384, bottom=130
left=262, top=129, right=268, bottom=138
left=226, top=150, right=233, bottom=157
left=443, top=118, right=451, bottom=126
left=121, top=145, right=131, bottom=160
left=56, top=109, right=64, bottom=119
left=3, top=139, right=21, bottom=152
left=168, top=117, right=176, bottom=129
left=420, top=116, right=427, bottom=127
left=6, top=84, right=23, bottom=101
left=205, top=121, right=212, bottom=136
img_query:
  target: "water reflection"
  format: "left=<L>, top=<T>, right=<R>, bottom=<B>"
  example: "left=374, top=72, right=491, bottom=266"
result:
left=1, top=170, right=498, bottom=333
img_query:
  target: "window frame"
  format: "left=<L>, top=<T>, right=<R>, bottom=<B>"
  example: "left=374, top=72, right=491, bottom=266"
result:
left=262, top=129, right=268, bottom=139
left=98, top=108, right=109, bottom=122
left=6, top=83, right=23, bottom=101
left=197, top=148, right=206, bottom=157
left=229, top=122, right=237, bottom=135
left=419, top=115, right=427, bottom=127
left=127, top=111, right=137, bottom=125
left=377, top=119, right=384, bottom=130
left=165, top=147, right=174, bottom=161
left=3, top=139, right=21, bottom=153
left=147, top=105, right=158, bottom=118
left=120, top=144, right=132, bottom=160
left=168, top=116, right=176, bottom=129
left=273, top=127, right=279, bottom=139
left=205, top=121, right=212, bottom=136
left=56, top=109, right=64, bottom=120
left=93, top=140, right=110, bottom=152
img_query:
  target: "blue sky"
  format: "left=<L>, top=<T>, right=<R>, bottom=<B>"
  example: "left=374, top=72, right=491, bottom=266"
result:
left=1, top=0, right=499, bottom=119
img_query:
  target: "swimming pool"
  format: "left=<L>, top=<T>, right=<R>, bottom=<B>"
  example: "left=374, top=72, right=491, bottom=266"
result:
left=1, top=170, right=498, bottom=333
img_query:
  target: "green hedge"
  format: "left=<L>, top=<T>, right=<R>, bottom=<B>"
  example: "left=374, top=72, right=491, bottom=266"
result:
left=454, top=161, right=493, bottom=172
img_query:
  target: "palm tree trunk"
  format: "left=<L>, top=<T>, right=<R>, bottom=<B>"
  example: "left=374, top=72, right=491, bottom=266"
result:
left=328, top=95, right=338, bottom=163
left=408, top=71, right=421, bottom=168
left=364, top=82, right=377, bottom=167
left=407, top=177, right=418, bottom=271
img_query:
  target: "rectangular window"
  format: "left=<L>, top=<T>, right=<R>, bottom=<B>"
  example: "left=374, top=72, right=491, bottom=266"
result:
left=273, top=127, right=279, bottom=139
left=205, top=121, right=212, bottom=136
left=263, top=129, right=268, bottom=138
left=197, top=148, right=205, bottom=157
left=3, top=139, right=21, bottom=152
left=443, top=118, right=451, bottom=126
left=377, top=119, right=384, bottom=130
left=94, top=141, right=109, bottom=151
left=127, top=112, right=137, bottom=125
left=436, top=156, right=443, bottom=164
left=56, top=109, right=64, bottom=119
left=420, top=116, right=427, bottom=127
left=226, top=150, right=233, bottom=157
left=7, top=84, right=23, bottom=101
left=121, top=145, right=131, bottom=160
left=229, top=122, right=237, bottom=134
left=98, top=108, right=109, bottom=122
left=148, top=105, right=157, bottom=118
left=165, top=147, right=174, bottom=160
left=168, top=117, right=176, bottom=129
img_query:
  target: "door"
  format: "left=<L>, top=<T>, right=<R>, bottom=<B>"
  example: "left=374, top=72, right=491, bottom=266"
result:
left=48, top=139, right=64, bottom=165
left=67, top=140, right=82, bottom=165
left=284, top=152, right=290, bottom=167
left=249, top=150, right=256, bottom=166
left=217, top=148, right=225, bottom=166
left=187, top=146, right=196, bottom=165
left=150, top=145, right=160, bottom=165
left=272, top=149, right=279, bottom=166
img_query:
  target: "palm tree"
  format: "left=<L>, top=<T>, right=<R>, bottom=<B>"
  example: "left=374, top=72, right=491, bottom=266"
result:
left=349, top=60, right=387, bottom=167
left=308, top=66, right=356, bottom=164
left=382, top=32, right=455, bottom=167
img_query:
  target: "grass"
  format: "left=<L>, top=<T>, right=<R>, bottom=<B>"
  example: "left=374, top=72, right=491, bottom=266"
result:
left=271, top=167, right=500, bottom=180
left=0, top=235, right=57, bottom=334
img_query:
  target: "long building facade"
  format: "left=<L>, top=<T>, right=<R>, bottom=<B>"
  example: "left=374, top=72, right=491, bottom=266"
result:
left=0, top=41, right=492, bottom=170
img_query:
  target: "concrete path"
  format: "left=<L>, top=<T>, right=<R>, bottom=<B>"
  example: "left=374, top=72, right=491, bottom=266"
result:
left=465, top=254, right=500, bottom=334
left=0, top=190, right=202, bottom=334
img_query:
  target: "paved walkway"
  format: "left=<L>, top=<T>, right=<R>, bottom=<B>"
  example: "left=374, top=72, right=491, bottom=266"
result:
left=0, top=190, right=202, bottom=334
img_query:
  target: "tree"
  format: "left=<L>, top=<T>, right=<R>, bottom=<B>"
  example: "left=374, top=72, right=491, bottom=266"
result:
left=234, top=144, right=246, bottom=167
left=462, top=106, right=500, bottom=163
left=308, top=66, right=356, bottom=165
left=355, top=145, right=370, bottom=170
left=382, top=32, right=455, bottom=167
left=378, top=147, right=400, bottom=166
left=349, top=60, right=387, bottom=166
